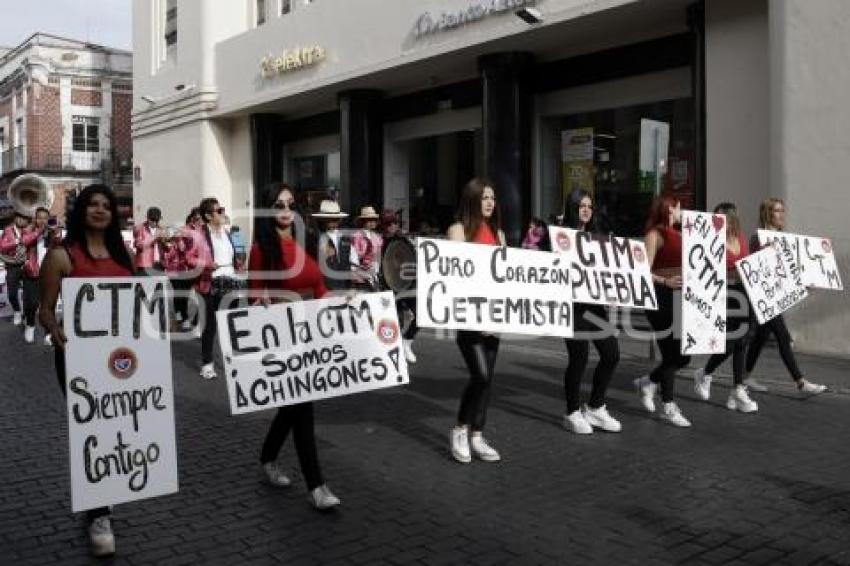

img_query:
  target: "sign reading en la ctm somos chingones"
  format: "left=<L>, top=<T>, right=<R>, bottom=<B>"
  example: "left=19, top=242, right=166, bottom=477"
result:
left=414, top=0, right=538, bottom=38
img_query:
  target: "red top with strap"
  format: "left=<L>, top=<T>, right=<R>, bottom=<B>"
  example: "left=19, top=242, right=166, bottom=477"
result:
left=67, top=244, right=133, bottom=277
left=473, top=223, right=499, bottom=246
left=650, top=226, right=682, bottom=270
left=248, top=238, right=328, bottom=299
left=725, top=234, right=749, bottom=270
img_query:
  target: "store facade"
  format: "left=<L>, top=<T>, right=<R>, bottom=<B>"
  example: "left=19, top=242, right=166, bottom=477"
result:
left=132, top=0, right=850, bottom=355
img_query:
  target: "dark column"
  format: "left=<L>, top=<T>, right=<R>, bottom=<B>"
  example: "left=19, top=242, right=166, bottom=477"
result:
left=688, top=1, right=707, bottom=212
left=479, top=53, right=533, bottom=246
left=338, top=89, right=383, bottom=214
left=251, top=113, right=283, bottom=204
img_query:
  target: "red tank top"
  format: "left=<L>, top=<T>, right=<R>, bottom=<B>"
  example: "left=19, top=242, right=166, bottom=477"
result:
left=67, top=244, right=133, bottom=277
left=473, top=223, right=499, bottom=246
left=651, top=226, right=682, bottom=270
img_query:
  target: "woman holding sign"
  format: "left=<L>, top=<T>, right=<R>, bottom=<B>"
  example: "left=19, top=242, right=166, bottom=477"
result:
left=636, top=195, right=692, bottom=427
left=743, top=198, right=826, bottom=395
left=248, top=183, right=341, bottom=510
left=39, top=184, right=134, bottom=557
left=692, top=203, right=759, bottom=412
left=447, top=178, right=506, bottom=463
left=561, top=192, right=622, bottom=434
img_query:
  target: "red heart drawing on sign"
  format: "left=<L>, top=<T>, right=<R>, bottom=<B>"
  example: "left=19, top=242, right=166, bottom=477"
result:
left=556, top=231, right=571, bottom=252
left=633, top=245, right=645, bottom=263
left=822, top=239, right=832, bottom=253
left=712, top=215, right=725, bottom=232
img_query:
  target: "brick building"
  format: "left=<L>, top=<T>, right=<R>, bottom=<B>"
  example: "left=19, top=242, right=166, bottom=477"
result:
left=0, top=33, right=133, bottom=225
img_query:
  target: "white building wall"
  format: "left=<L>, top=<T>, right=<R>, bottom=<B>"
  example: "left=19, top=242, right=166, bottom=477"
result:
left=769, top=0, right=850, bottom=356
left=705, top=0, right=769, bottom=237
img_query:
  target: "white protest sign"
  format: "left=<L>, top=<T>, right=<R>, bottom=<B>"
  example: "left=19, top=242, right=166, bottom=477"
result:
left=63, top=277, right=178, bottom=513
left=758, top=230, right=843, bottom=291
left=736, top=240, right=808, bottom=325
left=0, top=267, right=12, bottom=318
left=547, top=226, right=657, bottom=309
left=681, top=211, right=727, bottom=355
left=416, top=238, right=573, bottom=337
left=217, top=291, right=409, bottom=415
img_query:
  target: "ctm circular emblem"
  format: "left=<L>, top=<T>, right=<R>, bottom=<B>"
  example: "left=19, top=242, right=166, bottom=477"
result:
left=376, top=319, right=400, bottom=346
left=108, top=347, right=138, bottom=379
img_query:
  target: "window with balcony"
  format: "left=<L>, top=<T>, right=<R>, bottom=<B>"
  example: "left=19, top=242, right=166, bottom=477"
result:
left=72, top=117, right=100, bottom=153
left=256, top=0, right=267, bottom=25
left=281, top=0, right=291, bottom=15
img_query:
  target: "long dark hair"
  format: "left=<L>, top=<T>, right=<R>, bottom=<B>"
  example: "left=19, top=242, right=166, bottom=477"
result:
left=456, top=177, right=501, bottom=242
left=569, top=190, right=596, bottom=232
left=644, top=194, right=680, bottom=234
left=64, top=184, right=133, bottom=272
left=254, top=183, right=318, bottom=271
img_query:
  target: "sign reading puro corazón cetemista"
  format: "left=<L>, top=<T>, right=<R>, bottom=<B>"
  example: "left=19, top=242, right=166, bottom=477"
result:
left=62, top=277, right=178, bottom=513
left=217, top=291, right=409, bottom=415
left=416, top=238, right=574, bottom=337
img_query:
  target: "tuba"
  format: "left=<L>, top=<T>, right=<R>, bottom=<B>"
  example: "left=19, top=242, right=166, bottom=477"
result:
left=8, top=174, right=54, bottom=218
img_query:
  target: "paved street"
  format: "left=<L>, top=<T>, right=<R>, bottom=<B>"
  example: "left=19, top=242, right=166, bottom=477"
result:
left=1, top=320, right=850, bottom=566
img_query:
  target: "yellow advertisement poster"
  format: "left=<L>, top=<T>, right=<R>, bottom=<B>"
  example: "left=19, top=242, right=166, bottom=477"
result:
left=561, top=128, right=595, bottom=202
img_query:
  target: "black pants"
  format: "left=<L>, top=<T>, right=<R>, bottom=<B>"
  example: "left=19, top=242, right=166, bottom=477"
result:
left=397, top=296, right=419, bottom=340
left=22, top=276, right=39, bottom=327
left=200, top=291, right=222, bottom=365
left=564, top=304, right=620, bottom=414
left=704, top=284, right=750, bottom=386
left=54, top=348, right=110, bottom=522
left=456, top=331, right=500, bottom=431
left=171, top=277, right=194, bottom=322
left=260, top=403, right=324, bottom=491
left=746, top=314, right=803, bottom=381
left=4, top=264, right=23, bottom=312
left=646, top=285, right=690, bottom=403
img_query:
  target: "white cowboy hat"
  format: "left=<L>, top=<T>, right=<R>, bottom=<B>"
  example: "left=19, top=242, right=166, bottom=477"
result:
left=357, top=206, right=380, bottom=220
left=311, top=199, right=349, bottom=219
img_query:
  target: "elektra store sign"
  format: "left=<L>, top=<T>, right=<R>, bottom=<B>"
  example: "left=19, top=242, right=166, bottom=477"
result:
left=260, top=46, right=327, bottom=78
left=414, top=0, right=538, bottom=38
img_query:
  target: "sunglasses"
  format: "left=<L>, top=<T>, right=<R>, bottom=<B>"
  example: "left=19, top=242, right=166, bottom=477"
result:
left=272, top=201, right=297, bottom=211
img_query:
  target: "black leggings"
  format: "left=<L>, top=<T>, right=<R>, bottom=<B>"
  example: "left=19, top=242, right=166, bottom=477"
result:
left=53, top=348, right=110, bottom=522
left=171, top=277, right=194, bottom=322
left=746, top=314, right=803, bottom=381
left=704, top=284, right=751, bottom=385
left=564, top=304, right=619, bottom=413
left=200, top=291, right=222, bottom=365
left=260, top=403, right=324, bottom=491
left=646, top=285, right=690, bottom=403
left=456, top=331, right=500, bottom=431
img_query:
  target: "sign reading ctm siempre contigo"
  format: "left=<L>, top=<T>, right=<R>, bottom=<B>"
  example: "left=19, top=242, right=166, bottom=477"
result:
left=416, top=238, right=574, bottom=337
left=757, top=230, right=843, bottom=291
left=63, top=277, right=178, bottom=513
left=217, top=291, right=409, bottom=415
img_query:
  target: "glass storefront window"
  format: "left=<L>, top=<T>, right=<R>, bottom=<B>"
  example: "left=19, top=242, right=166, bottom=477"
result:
left=539, top=98, right=695, bottom=237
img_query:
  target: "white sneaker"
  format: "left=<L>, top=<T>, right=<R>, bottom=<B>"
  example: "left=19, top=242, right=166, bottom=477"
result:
left=309, top=484, right=340, bottom=510
left=24, top=325, right=35, bottom=343
left=261, top=462, right=291, bottom=487
left=44, top=334, right=53, bottom=346
left=12, top=311, right=22, bottom=326
left=449, top=426, right=471, bottom=463
left=798, top=379, right=826, bottom=395
left=470, top=434, right=501, bottom=462
left=88, top=516, right=115, bottom=557
left=402, top=339, right=417, bottom=364
left=727, top=385, right=758, bottom=413
left=200, top=363, right=217, bottom=380
left=659, top=402, right=692, bottom=427
left=693, top=368, right=712, bottom=401
left=583, top=405, right=622, bottom=433
left=742, top=377, right=769, bottom=392
left=634, top=375, right=657, bottom=413
left=563, top=410, right=593, bottom=434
